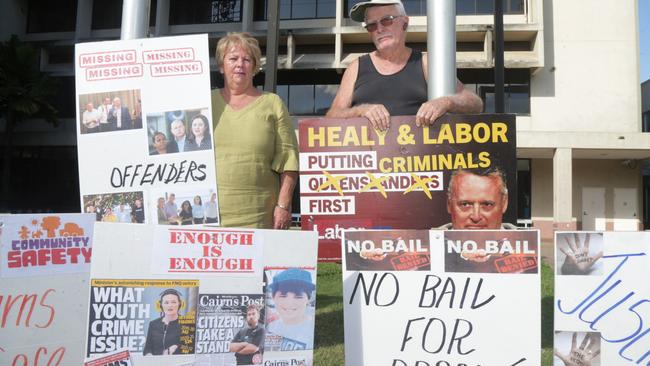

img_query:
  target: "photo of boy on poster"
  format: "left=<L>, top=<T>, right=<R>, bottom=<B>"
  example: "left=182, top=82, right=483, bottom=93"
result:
left=78, top=90, right=141, bottom=134
left=146, top=109, right=212, bottom=155
left=264, top=268, right=316, bottom=351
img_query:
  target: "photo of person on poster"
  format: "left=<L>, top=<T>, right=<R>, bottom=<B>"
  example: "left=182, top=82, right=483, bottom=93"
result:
left=554, top=331, right=601, bottom=366
left=143, top=289, right=184, bottom=356
left=186, top=114, right=212, bottom=151
left=107, top=97, right=133, bottom=131
left=229, top=304, right=265, bottom=365
left=78, top=90, right=141, bottom=134
left=266, top=268, right=316, bottom=350
left=556, top=232, right=603, bottom=276
left=441, top=167, right=514, bottom=231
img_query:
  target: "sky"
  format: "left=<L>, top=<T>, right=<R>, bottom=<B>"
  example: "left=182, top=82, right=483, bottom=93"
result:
left=641, top=0, right=649, bottom=82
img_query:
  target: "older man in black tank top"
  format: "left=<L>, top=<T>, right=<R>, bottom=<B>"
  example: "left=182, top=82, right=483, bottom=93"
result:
left=327, top=0, right=483, bottom=131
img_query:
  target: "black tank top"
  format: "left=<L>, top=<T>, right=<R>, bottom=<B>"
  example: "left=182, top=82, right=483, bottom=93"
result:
left=351, top=50, right=428, bottom=116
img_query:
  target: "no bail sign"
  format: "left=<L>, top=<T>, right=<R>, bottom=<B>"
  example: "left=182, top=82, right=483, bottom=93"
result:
left=342, top=229, right=540, bottom=366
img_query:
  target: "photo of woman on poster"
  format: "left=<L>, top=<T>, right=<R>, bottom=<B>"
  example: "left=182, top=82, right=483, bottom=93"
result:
left=187, top=114, right=211, bottom=151
left=265, top=268, right=316, bottom=351
left=179, top=200, right=194, bottom=225
left=143, top=289, right=184, bottom=356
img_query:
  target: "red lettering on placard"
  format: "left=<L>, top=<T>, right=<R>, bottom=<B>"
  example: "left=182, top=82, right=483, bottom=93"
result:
left=0, top=289, right=56, bottom=328
left=5, top=346, right=66, bottom=366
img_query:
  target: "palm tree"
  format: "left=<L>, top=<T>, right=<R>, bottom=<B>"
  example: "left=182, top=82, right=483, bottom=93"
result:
left=0, top=35, right=59, bottom=211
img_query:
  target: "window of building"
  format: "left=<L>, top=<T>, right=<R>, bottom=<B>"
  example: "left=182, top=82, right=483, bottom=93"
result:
left=517, top=159, right=531, bottom=223
left=254, top=0, right=336, bottom=21
left=643, top=111, right=650, bottom=132
left=27, top=0, right=77, bottom=33
left=643, top=174, right=650, bottom=230
left=92, top=0, right=123, bottom=29
left=456, top=0, right=525, bottom=15
left=274, top=84, right=338, bottom=115
left=170, top=0, right=242, bottom=24
left=49, top=76, right=76, bottom=119
left=478, top=84, right=530, bottom=115
left=345, top=0, right=525, bottom=18
left=92, top=0, right=157, bottom=29
left=0, top=146, right=81, bottom=213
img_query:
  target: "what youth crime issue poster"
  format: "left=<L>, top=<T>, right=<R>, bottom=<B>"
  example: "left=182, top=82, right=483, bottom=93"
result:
left=554, top=231, right=650, bottom=366
left=299, top=114, right=516, bottom=260
left=0, top=213, right=95, bottom=277
left=75, top=34, right=219, bottom=226
left=342, top=229, right=541, bottom=366
left=86, top=279, right=198, bottom=358
left=151, top=226, right=263, bottom=277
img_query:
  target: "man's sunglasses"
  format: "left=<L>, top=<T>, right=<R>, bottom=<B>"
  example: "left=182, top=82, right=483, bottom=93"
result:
left=363, top=15, right=404, bottom=33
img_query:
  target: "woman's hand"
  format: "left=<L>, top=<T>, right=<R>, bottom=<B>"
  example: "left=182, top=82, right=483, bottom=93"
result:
left=273, top=205, right=291, bottom=230
left=274, top=171, right=297, bottom=230
left=164, top=344, right=179, bottom=355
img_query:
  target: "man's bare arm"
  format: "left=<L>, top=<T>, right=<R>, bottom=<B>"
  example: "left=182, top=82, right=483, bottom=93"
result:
left=416, top=55, right=483, bottom=126
left=326, top=59, right=391, bottom=131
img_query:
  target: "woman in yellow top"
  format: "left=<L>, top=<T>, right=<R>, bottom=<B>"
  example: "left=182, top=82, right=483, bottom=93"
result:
left=212, top=33, right=299, bottom=229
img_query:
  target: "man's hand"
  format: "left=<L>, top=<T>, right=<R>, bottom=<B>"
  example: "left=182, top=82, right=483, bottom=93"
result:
left=555, top=332, right=600, bottom=366
left=559, top=233, right=603, bottom=275
left=359, top=104, right=391, bottom=131
left=360, top=248, right=386, bottom=261
left=460, top=249, right=490, bottom=263
left=415, top=97, right=452, bottom=127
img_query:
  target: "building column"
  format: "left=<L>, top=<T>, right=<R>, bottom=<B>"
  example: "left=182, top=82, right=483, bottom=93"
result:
left=154, top=0, right=170, bottom=36
left=75, top=0, right=93, bottom=40
left=334, top=0, right=343, bottom=67
left=0, top=0, right=27, bottom=40
left=241, top=0, right=253, bottom=32
left=553, top=148, right=575, bottom=229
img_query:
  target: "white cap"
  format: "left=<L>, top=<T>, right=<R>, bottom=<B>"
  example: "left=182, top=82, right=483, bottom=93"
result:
left=349, top=0, right=403, bottom=23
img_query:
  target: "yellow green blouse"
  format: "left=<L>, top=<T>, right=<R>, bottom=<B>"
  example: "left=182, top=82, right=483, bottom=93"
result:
left=212, top=90, right=299, bottom=228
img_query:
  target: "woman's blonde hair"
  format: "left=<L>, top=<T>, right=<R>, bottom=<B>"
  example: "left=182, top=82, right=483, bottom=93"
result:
left=215, top=32, right=262, bottom=74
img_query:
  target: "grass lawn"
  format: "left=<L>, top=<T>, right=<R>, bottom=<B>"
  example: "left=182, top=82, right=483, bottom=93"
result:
left=314, top=262, right=555, bottom=366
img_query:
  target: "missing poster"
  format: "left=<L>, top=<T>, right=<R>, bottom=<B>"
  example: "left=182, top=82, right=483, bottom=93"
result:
left=75, top=34, right=219, bottom=226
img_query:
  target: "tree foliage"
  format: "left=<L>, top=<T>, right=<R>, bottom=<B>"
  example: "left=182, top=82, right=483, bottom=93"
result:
left=0, top=34, right=58, bottom=125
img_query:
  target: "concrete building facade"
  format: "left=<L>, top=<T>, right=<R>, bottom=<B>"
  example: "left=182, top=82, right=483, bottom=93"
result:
left=1, top=0, right=648, bottom=239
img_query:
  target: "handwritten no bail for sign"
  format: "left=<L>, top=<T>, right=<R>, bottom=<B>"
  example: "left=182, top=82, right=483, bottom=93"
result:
left=342, top=229, right=540, bottom=366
